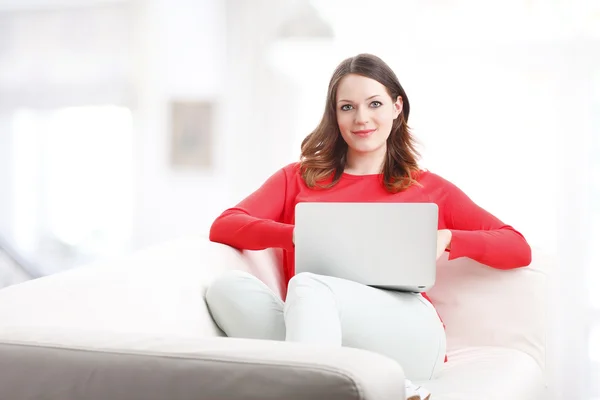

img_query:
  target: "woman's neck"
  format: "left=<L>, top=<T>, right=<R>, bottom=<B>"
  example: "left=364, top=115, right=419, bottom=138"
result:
left=344, top=146, right=386, bottom=175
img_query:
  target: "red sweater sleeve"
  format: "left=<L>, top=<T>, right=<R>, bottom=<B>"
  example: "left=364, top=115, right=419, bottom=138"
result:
left=209, top=167, right=295, bottom=251
left=438, top=177, right=532, bottom=269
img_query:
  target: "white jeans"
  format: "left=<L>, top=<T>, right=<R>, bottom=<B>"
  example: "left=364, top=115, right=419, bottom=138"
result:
left=206, top=270, right=446, bottom=381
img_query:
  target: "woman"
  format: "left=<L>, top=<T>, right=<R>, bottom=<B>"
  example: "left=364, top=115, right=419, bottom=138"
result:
left=206, top=53, right=531, bottom=400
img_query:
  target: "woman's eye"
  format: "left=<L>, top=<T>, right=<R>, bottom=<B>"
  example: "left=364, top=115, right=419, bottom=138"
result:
left=341, top=104, right=353, bottom=111
left=370, top=101, right=382, bottom=108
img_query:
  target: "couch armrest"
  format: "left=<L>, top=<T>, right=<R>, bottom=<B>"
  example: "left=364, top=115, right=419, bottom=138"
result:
left=0, top=235, right=254, bottom=338
left=0, top=328, right=405, bottom=400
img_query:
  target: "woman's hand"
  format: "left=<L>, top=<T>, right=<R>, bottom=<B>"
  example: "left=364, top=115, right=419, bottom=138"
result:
left=436, top=229, right=452, bottom=260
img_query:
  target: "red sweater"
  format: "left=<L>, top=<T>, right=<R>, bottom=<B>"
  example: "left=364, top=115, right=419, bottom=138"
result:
left=210, top=163, right=532, bottom=289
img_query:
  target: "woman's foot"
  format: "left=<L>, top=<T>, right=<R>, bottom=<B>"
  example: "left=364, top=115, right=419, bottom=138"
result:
left=405, top=379, right=431, bottom=400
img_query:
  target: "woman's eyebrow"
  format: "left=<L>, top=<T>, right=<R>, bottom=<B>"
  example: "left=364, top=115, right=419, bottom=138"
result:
left=337, top=94, right=381, bottom=104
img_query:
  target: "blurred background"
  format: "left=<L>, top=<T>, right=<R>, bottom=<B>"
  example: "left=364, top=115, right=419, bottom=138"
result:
left=0, top=0, right=598, bottom=398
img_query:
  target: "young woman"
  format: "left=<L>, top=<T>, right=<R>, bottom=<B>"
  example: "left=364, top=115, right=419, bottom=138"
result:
left=206, top=53, right=531, bottom=400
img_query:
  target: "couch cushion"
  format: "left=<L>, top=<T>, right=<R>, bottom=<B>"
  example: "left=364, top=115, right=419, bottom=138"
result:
left=416, top=346, right=545, bottom=400
left=426, top=248, right=552, bottom=370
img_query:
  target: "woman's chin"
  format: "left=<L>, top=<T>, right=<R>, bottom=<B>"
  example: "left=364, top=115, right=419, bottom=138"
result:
left=347, top=141, right=386, bottom=155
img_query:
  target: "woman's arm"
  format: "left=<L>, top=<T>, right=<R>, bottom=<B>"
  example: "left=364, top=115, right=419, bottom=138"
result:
left=438, top=176, right=532, bottom=269
left=209, top=167, right=295, bottom=251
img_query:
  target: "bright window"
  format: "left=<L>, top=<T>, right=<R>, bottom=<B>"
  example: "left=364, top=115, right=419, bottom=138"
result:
left=11, top=105, right=134, bottom=274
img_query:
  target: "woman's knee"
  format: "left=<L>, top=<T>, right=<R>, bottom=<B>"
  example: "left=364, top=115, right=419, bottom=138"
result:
left=287, top=272, right=335, bottom=299
left=206, top=270, right=259, bottom=307
left=288, top=272, right=328, bottom=287
left=205, top=269, right=285, bottom=340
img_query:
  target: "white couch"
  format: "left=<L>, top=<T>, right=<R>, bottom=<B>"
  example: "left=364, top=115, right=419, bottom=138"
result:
left=0, top=235, right=551, bottom=399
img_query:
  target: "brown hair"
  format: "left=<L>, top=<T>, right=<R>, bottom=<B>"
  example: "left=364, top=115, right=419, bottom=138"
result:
left=300, top=53, right=421, bottom=193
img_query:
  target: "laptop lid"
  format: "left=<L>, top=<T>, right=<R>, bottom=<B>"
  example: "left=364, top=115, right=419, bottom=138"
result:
left=294, top=202, right=438, bottom=292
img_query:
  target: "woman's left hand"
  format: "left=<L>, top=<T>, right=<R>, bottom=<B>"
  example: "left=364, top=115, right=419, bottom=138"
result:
left=436, top=229, right=452, bottom=260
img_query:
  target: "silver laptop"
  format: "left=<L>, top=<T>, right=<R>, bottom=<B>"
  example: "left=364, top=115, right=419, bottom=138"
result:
left=294, top=202, right=438, bottom=292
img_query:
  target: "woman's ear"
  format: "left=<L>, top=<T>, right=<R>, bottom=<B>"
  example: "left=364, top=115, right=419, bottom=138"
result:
left=393, top=96, right=403, bottom=119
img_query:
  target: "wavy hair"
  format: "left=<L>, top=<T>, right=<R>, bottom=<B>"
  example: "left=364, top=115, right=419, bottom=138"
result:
left=300, top=53, right=421, bottom=193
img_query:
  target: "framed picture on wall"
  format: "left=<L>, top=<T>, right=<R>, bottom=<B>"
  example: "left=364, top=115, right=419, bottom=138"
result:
left=170, top=100, right=213, bottom=169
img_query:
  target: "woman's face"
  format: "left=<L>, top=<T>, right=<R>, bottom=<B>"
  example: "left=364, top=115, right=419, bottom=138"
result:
left=335, top=74, right=402, bottom=156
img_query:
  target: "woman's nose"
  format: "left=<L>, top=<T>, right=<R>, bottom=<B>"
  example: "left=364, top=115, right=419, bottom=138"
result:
left=354, top=107, right=369, bottom=125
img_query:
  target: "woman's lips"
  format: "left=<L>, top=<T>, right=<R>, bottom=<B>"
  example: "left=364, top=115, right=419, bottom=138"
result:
left=352, top=129, right=376, bottom=137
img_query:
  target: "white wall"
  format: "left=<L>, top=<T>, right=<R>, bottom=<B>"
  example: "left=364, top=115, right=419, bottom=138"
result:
left=0, top=115, right=14, bottom=241
left=393, top=41, right=562, bottom=252
left=221, top=0, right=302, bottom=200
left=0, top=0, right=300, bottom=254
left=130, top=0, right=229, bottom=249
left=552, top=40, right=599, bottom=399
left=130, top=0, right=302, bottom=250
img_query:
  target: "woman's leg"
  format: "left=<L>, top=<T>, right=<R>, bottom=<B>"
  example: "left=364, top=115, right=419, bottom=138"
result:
left=284, top=272, right=446, bottom=381
left=205, top=270, right=285, bottom=340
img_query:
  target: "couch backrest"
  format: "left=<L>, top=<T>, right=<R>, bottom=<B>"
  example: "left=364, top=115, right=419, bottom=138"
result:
left=426, top=248, right=552, bottom=370
left=238, top=248, right=286, bottom=299
left=198, top=239, right=284, bottom=298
